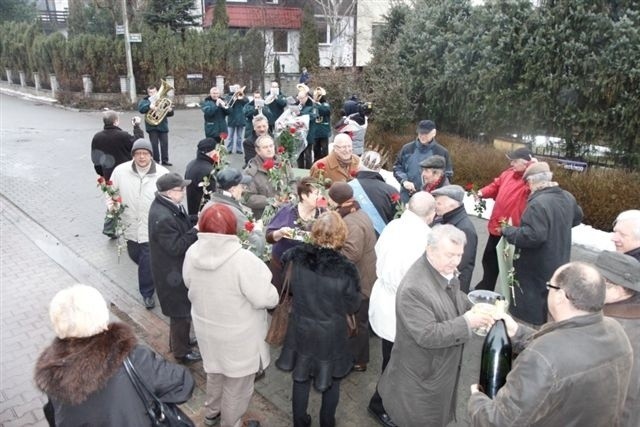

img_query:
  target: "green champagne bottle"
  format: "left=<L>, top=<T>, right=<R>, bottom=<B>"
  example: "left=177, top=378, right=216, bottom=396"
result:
left=478, top=318, right=512, bottom=398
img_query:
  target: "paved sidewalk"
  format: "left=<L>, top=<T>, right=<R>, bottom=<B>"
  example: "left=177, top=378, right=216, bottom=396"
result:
left=0, top=206, right=71, bottom=426
left=0, top=198, right=291, bottom=426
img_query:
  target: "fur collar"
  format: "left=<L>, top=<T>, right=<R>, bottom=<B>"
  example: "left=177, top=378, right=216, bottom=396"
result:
left=34, top=323, right=137, bottom=405
left=284, top=243, right=359, bottom=279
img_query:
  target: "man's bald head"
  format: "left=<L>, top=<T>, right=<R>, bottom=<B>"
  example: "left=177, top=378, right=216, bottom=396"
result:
left=408, top=191, right=436, bottom=224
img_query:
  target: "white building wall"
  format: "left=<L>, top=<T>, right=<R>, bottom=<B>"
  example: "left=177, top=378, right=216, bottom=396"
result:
left=264, top=29, right=301, bottom=74
left=356, top=0, right=408, bottom=66
left=319, top=16, right=354, bottom=68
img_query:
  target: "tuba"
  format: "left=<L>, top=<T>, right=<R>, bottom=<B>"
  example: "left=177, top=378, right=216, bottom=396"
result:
left=145, top=79, right=174, bottom=126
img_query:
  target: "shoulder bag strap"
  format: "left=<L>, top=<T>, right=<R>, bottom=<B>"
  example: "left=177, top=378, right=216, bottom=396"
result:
left=280, top=262, right=293, bottom=303
left=124, top=356, right=167, bottom=422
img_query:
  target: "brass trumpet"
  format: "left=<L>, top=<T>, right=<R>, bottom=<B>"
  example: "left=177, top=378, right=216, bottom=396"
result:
left=296, top=83, right=310, bottom=94
left=227, top=85, right=246, bottom=109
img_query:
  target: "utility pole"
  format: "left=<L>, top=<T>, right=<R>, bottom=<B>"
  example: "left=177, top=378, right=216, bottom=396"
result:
left=122, top=0, right=137, bottom=104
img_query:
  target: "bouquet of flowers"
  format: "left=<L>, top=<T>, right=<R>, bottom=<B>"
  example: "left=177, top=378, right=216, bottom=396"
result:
left=260, top=156, right=297, bottom=225
left=274, top=109, right=309, bottom=161
left=496, top=218, right=520, bottom=305
left=464, top=182, right=486, bottom=217
left=97, top=176, right=127, bottom=259
left=198, top=145, right=230, bottom=210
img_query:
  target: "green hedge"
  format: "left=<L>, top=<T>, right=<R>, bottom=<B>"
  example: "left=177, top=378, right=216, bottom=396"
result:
left=0, top=22, right=263, bottom=95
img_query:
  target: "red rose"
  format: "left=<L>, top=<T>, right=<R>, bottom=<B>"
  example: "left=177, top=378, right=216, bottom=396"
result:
left=116, top=196, right=122, bottom=203
left=263, top=158, right=275, bottom=170
left=390, top=193, right=401, bottom=203
left=464, top=182, right=474, bottom=191
left=106, top=180, right=113, bottom=186
left=289, top=127, right=297, bottom=134
left=97, top=176, right=105, bottom=184
left=244, top=221, right=255, bottom=232
left=350, top=169, right=357, bottom=177
left=220, top=132, right=228, bottom=141
left=316, top=161, right=326, bottom=170
left=277, top=146, right=285, bottom=154
left=211, top=152, right=220, bottom=163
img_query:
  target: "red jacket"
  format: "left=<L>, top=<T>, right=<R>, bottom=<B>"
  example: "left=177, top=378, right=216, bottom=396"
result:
left=480, top=167, right=530, bottom=236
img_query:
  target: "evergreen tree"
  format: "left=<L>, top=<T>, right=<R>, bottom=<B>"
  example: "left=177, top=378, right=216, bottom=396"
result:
left=0, top=0, right=36, bottom=24
left=212, top=0, right=229, bottom=29
left=298, top=5, right=319, bottom=71
left=363, top=4, right=413, bottom=131
left=144, top=0, right=200, bottom=31
left=273, top=56, right=281, bottom=84
left=68, top=0, right=115, bottom=37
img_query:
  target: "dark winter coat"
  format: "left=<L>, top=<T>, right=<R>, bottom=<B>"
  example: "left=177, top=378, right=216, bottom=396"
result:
left=468, top=313, right=633, bottom=427
left=34, top=323, right=194, bottom=427
left=138, top=97, right=174, bottom=133
left=201, top=96, right=229, bottom=138
left=378, top=255, right=473, bottom=427
left=90, top=124, right=143, bottom=180
left=226, top=97, right=248, bottom=127
left=502, top=184, right=583, bottom=325
left=243, top=100, right=274, bottom=139
left=353, top=170, right=399, bottom=225
left=393, top=139, right=453, bottom=203
left=309, top=100, right=331, bottom=141
left=275, top=244, right=361, bottom=392
left=264, top=92, right=287, bottom=126
left=184, top=151, right=216, bottom=215
left=440, top=205, right=478, bottom=293
left=625, top=246, right=640, bottom=261
left=148, top=194, right=198, bottom=318
left=604, top=294, right=640, bottom=427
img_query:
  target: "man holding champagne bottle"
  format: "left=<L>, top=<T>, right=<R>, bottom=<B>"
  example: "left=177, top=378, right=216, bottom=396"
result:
left=468, top=261, right=633, bottom=427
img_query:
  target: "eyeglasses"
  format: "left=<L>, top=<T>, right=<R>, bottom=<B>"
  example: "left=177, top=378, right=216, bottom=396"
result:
left=546, top=282, right=561, bottom=291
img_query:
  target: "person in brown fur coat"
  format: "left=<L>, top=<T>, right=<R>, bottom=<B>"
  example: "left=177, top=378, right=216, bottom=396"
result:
left=34, top=284, right=194, bottom=426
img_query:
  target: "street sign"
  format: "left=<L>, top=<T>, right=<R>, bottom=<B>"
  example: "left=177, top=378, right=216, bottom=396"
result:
left=128, top=33, right=142, bottom=43
left=115, top=25, right=124, bottom=35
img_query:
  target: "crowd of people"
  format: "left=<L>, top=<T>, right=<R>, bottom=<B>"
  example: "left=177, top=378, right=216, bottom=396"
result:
left=44, top=82, right=640, bottom=427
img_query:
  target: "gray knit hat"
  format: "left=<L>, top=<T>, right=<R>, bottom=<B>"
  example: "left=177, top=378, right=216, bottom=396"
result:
left=131, top=138, right=153, bottom=155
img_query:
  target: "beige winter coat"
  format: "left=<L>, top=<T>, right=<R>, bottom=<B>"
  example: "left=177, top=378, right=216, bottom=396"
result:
left=183, top=232, right=278, bottom=377
left=110, top=160, right=169, bottom=243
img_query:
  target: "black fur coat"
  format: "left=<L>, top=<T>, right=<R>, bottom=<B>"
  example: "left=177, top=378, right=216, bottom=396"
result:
left=275, top=244, right=361, bottom=392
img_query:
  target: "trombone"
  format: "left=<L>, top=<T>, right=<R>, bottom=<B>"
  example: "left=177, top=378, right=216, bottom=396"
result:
left=218, top=85, right=246, bottom=109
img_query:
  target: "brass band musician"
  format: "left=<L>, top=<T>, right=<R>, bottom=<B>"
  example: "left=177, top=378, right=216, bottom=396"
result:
left=138, top=84, right=174, bottom=166
left=201, top=87, right=229, bottom=144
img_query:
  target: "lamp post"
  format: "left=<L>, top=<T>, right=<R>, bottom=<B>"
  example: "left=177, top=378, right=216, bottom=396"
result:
left=122, top=0, right=137, bottom=104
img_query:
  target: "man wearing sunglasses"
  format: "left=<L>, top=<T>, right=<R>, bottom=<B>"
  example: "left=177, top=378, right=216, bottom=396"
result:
left=468, top=261, right=633, bottom=426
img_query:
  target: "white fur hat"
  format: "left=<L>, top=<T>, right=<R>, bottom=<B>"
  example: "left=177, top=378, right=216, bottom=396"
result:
left=49, top=284, right=109, bottom=339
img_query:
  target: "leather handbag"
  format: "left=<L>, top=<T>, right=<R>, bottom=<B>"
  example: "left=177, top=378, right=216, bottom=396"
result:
left=123, top=356, right=195, bottom=427
left=265, top=262, right=293, bottom=346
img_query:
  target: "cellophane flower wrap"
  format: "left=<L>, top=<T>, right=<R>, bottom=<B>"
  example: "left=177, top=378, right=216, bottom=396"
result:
left=274, top=110, right=309, bottom=161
